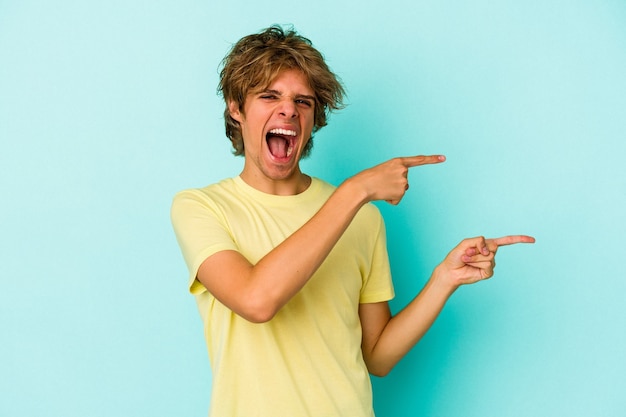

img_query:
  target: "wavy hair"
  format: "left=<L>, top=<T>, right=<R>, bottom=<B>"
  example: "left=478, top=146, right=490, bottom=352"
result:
left=218, top=25, right=345, bottom=156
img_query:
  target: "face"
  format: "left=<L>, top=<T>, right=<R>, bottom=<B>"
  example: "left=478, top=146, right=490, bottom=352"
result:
left=229, top=69, right=316, bottom=194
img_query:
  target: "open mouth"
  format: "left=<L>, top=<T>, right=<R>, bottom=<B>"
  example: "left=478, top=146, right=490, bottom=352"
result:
left=266, top=128, right=297, bottom=159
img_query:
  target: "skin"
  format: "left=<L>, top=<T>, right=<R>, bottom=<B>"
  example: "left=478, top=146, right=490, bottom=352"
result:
left=199, top=68, right=535, bottom=376
left=228, top=69, right=316, bottom=195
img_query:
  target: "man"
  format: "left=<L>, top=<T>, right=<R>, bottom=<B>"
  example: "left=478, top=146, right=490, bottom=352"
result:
left=171, top=25, right=534, bottom=417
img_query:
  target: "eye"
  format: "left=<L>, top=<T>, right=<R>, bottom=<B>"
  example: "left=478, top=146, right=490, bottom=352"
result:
left=260, top=94, right=277, bottom=100
left=296, top=99, right=313, bottom=107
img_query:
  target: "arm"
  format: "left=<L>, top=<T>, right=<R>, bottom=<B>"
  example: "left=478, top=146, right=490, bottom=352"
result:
left=360, top=235, right=535, bottom=376
left=197, top=156, right=445, bottom=323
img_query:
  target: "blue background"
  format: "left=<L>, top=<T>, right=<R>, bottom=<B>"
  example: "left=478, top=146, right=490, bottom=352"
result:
left=1, top=1, right=625, bottom=416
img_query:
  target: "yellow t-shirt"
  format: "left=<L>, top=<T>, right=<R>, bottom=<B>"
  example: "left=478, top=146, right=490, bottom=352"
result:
left=171, top=176, right=394, bottom=417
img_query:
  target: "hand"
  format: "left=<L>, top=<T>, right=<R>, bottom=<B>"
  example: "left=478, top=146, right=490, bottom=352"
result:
left=437, top=235, right=536, bottom=288
left=349, top=155, right=446, bottom=205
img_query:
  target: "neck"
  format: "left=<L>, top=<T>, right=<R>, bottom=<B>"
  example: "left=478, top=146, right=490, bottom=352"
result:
left=240, top=171, right=312, bottom=196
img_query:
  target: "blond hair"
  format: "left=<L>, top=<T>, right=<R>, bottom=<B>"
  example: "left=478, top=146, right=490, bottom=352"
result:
left=218, top=25, right=345, bottom=156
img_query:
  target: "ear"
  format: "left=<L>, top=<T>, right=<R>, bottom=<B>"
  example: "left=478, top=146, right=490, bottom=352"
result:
left=228, top=100, right=243, bottom=123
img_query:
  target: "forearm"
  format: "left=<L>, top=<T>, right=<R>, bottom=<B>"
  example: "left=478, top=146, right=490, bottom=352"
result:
left=365, top=266, right=457, bottom=376
left=363, top=234, right=535, bottom=375
left=250, top=179, right=368, bottom=311
left=199, top=177, right=370, bottom=322
left=197, top=156, right=445, bottom=322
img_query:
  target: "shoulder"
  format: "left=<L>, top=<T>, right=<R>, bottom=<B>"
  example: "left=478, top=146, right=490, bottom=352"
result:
left=171, top=178, right=242, bottom=224
left=310, top=177, right=336, bottom=198
left=360, top=201, right=383, bottom=218
left=172, top=178, right=238, bottom=205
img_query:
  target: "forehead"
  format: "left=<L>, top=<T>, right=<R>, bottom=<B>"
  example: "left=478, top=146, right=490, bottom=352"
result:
left=258, top=68, right=315, bottom=95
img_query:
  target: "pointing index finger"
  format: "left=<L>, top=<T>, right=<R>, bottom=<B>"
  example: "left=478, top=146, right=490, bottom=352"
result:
left=401, top=155, right=446, bottom=168
left=491, top=235, right=536, bottom=247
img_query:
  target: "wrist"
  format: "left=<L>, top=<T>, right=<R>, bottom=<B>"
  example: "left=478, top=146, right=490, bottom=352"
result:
left=430, top=264, right=460, bottom=297
left=338, top=176, right=370, bottom=207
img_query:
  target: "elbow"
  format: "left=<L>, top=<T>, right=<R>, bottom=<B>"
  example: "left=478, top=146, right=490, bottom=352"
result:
left=241, top=308, right=277, bottom=324
left=237, top=294, right=282, bottom=323
left=363, top=356, right=394, bottom=377
left=368, top=365, right=392, bottom=378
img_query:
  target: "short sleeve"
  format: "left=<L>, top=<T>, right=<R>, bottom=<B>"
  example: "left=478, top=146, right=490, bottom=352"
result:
left=359, top=207, right=395, bottom=304
left=170, top=189, right=238, bottom=294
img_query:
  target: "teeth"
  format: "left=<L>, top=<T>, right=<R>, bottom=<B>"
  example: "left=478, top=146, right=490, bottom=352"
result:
left=269, top=128, right=297, bottom=136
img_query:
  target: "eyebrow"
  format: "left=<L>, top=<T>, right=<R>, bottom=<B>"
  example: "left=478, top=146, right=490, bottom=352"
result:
left=261, top=89, right=315, bottom=102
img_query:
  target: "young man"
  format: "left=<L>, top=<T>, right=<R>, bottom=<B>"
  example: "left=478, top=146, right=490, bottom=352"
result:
left=171, top=25, right=534, bottom=417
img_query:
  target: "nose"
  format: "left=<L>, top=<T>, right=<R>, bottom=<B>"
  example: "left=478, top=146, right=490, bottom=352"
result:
left=278, top=99, right=298, bottom=118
